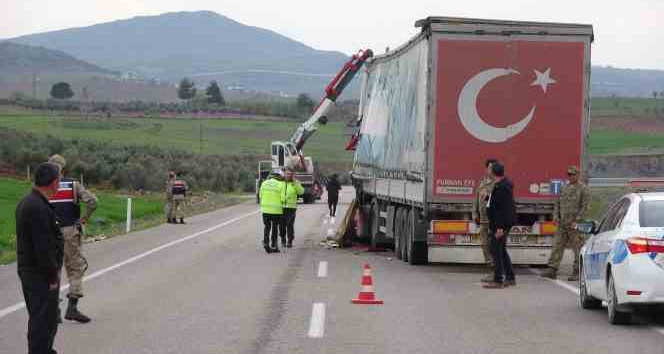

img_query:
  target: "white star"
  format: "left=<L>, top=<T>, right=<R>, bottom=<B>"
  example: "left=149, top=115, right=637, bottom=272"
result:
left=531, top=68, right=557, bottom=93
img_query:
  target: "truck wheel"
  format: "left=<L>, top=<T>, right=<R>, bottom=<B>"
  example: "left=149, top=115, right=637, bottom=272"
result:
left=407, top=210, right=427, bottom=266
left=394, top=208, right=404, bottom=260
left=370, top=200, right=380, bottom=249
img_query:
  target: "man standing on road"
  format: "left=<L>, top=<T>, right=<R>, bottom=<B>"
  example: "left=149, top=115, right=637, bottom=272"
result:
left=282, top=167, right=304, bottom=249
left=260, top=170, right=286, bottom=253
left=325, top=174, right=341, bottom=217
left=166, top=171, right=188, bottom=224
left=473, top=159, right=496, bottom=282
left=541, top=166, right=591, bottom=281
left=16, top=162, right=64, bottom=353
left=48, top=155, right=97, bottom=323
left=483, top=162, right=517, bottom=289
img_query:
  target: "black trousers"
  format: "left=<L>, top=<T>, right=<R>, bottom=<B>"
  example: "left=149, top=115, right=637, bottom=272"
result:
left=262, top=214, right=282, bottom=246
left=328, top=197, right=338, bottom=217
left=19, top=271, right=59, bottom=354
left=281, top=208, right=296, bottom=242
left=490, top=230, right=515, bottom=283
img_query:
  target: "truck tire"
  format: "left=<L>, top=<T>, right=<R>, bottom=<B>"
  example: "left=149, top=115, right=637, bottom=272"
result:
left=370, top=200, right=381, bottom=249
left=406, top=209, right=427, bottom=265
left=394, top=208, right=404, bottom=260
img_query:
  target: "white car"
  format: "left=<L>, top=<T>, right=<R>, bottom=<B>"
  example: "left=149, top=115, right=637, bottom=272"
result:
left=579, top=192, right=664, bottom=325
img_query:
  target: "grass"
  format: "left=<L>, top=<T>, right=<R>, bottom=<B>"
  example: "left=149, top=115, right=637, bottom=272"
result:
left=591, top=97, right=662, bottom=117
left=0, top=177, right=245, bottom=264
left=0, top=113, right=354, bottom=164
left=587, top=130, right=664, bottom=155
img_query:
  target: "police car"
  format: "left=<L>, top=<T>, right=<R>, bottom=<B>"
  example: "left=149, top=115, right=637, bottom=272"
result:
left=578, top=192, right=664, bottom=325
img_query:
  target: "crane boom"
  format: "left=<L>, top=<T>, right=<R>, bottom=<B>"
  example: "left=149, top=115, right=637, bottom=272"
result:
left=290, top=49, right=374, bottom=151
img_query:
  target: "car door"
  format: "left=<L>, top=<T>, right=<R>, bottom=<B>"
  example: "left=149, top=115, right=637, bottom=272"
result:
left=586, top=199, right=626, bottom=298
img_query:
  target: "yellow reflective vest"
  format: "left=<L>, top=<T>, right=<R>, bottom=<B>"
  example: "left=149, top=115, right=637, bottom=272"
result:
left=259, top=178, right=286, bottom=215
left=284, top=180, right=305, bottom=209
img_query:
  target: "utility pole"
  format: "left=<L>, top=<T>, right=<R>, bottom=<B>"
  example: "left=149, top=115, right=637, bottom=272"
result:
left=32, top=73, right=40, bottom=99
left=199, top=122, right=203, bottom=154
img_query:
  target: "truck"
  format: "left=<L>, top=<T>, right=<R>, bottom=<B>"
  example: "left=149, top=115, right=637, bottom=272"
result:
left=256, top=49, right=373, bottom=204
left=349, top=17, right=594, bottom=265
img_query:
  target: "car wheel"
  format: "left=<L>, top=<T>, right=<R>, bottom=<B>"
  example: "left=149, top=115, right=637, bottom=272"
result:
left=579, top=262, right=602, bottom=309
left=607, top=272, right=631, bottom=325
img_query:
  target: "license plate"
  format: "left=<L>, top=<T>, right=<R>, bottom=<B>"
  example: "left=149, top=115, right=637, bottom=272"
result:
left=508, top=235, right=528, bottom=244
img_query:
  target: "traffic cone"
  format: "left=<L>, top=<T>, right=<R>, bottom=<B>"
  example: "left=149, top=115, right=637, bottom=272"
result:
left=351, top=263, right=384, bottom=304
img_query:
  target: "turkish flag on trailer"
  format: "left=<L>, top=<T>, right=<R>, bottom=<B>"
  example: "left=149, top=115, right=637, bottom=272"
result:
left=433, top=39, right=586, bottom=200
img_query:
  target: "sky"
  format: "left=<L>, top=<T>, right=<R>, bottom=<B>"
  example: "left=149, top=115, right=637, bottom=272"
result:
left=3, top=0, right=663, bottom=70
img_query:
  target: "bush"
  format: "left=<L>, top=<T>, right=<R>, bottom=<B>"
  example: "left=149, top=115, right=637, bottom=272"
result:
left=0, top=128, right=259, bottom=193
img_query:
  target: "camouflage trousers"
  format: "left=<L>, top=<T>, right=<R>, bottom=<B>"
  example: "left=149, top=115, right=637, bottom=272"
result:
left=548, top=227, right=584, bottom=273
left=62, top=226, right=88, bottom=298
left=479, top=223, right=493, bottom=266
left=166, top=201, right=184, bottom=219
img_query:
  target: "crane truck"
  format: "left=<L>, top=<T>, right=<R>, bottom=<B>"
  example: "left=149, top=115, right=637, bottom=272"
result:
left=256, top=49, right=374, bottom=203
left=348, top=16, right=594, bottom=265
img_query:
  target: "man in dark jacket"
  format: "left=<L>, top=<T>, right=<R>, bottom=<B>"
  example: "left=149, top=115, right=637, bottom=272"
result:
left=325, top=174, right=341, bottom=217
left=483, top=162, right=516, bottom=289
left=16, top=162, right=64, bottom=354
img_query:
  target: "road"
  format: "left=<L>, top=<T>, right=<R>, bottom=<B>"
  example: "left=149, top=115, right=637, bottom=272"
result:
left=1, top=189, right=663, bottom=354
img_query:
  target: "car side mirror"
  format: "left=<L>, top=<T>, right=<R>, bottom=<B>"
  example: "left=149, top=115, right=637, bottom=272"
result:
left=575, top=220, right=597, bottom=234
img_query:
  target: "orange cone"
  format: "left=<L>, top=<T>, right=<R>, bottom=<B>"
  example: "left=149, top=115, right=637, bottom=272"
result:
left=351, top=263, right=384, bottom=304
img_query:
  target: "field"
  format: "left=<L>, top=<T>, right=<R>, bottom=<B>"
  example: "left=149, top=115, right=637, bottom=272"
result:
left=0, top=177, right=244, bottom=264
left=591, top=97, right=663, bottom=117
left=0, top=113, right=353, bottom=165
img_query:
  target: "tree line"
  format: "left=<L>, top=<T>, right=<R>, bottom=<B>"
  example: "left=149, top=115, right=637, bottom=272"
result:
left=0, top=128, right=259, bottom=193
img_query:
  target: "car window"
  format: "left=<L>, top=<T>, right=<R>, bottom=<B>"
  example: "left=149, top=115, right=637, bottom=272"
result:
left=639, top=200, right=664, bottom=227
left=611, top=199, right=631, bottom=229
left=598, top=199, right=625, bottom=233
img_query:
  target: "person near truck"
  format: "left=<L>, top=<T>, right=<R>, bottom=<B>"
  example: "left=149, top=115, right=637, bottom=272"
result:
left=541, top=166, right=591, bottom=281
left=260, top=170, right=286, bottom=253
left=16, top=162, right=64, bottom=354
left=281, top=167, right=304, bottom=249
left=325, top=174, right=341, bottom=217
left=483, top=162, right=517, bottom=289
left=48, top=154, right=97, bottom=323
left=166, top=171, right=188, bottom=224
left=473, top=158, right=496, bottom=282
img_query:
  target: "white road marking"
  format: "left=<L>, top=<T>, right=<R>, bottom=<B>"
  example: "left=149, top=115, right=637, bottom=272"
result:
left=323, top=219, right=328, bottom=225
left=317, top=261, right=328, bottom=278
left=307, top=303, right=326, bottom=338
left=0, top=210, right=260, bottom=319
left=529, top=268, right=664, bottom=337
left=327, top=229, right=334, bottom=237
left=330, top=217, right=336, bottom=224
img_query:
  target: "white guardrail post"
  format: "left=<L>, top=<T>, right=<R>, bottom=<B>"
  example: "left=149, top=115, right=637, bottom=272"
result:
left=126, top=198, right=132, bottom=233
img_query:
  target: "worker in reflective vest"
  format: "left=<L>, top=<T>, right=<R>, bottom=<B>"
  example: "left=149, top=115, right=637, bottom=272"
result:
left=48, top=154, right=97, bottom=323
left=166, top=171, right=188, bottom=224
left=259, top=170, right=286, bottom=253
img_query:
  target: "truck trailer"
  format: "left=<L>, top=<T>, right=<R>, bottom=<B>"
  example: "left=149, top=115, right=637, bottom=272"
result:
left=350, top=17, right=594, bottom=265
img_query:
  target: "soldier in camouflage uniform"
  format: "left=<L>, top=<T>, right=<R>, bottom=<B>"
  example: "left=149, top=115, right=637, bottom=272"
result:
left=166, top=171, right=188, bottom=224
left=473, top=159, right=497, bottom=282
left=48, top=155, right=97, bottom=323
left=541, top=166, right=591, bottom=281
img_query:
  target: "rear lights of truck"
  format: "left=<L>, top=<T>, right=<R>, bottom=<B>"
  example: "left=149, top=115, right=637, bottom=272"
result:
left=432, top=221, right=470, bottom=234
left=626, top=237, right=664, bottom=254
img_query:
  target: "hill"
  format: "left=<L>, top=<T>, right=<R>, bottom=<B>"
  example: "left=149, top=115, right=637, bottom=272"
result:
left=8, top=11, right=350, bottom=95
left=0, top=41, right=115, bottom=79
left=591, top=66, right=664, bottom=98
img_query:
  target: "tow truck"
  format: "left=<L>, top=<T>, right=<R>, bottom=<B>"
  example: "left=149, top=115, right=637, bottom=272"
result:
left=256, top=49, right=373, bottom=203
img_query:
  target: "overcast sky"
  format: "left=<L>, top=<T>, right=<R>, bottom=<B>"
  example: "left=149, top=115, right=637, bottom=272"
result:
left=3, top=0, right=663, bottom=70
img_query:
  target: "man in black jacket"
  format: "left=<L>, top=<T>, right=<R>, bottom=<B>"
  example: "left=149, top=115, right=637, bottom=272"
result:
left=326, top=174, right=342, bottom=217
left=16, top=162, right=64, bottom=354
left=483, top=162, right=516, bottom=289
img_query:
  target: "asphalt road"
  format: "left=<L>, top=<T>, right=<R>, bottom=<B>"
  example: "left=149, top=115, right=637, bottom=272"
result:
left=1, top=189, right=663, bottom=354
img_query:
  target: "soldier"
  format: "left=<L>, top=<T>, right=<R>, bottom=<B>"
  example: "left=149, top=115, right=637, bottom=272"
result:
left=541, top=166, right=591, bottom=281
left=48, top=154, right=97, bottom=323
left=473, top=159, right=497, bottom=282
left=281, top=167, right=304, bottom=248
left=166, top=171, right=188, bottom=224
left=259, top=170, right=286, bottom=253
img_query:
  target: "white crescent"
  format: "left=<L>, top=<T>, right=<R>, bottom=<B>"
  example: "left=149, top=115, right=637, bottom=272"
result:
left=457, top=68, right=535, bottom=143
